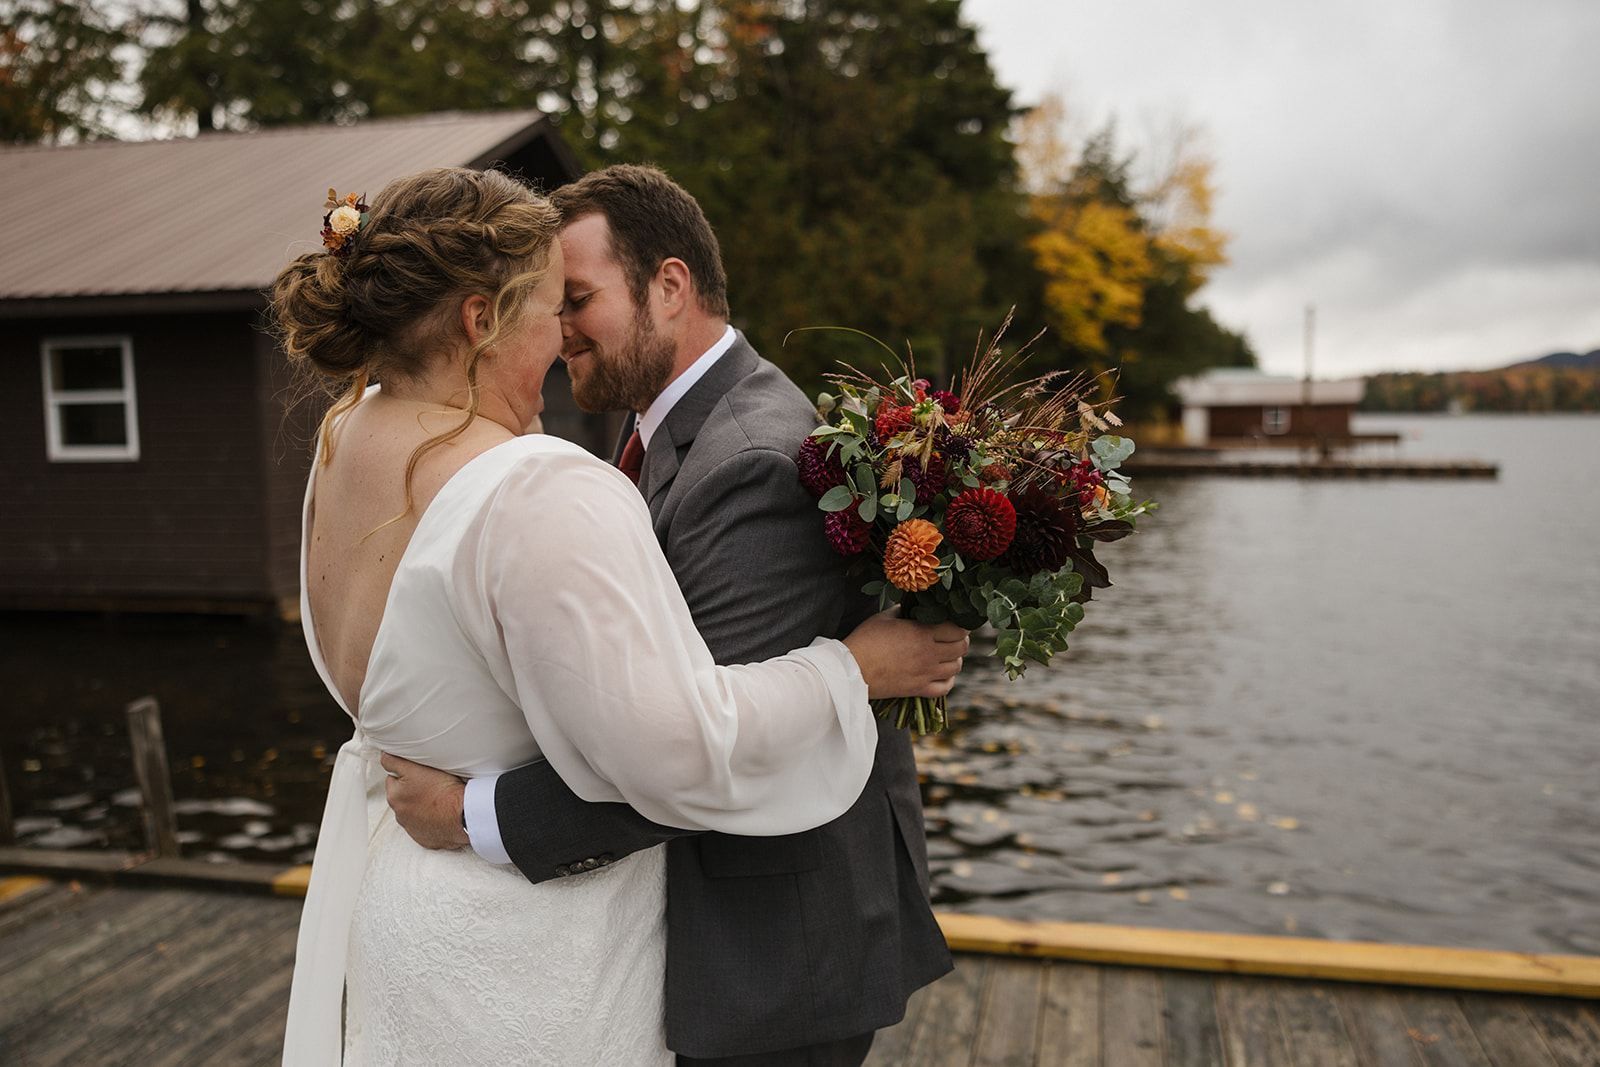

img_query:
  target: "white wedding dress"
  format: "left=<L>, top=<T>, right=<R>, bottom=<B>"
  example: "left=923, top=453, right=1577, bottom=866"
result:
left=282, top=429, right=877, bottom=1066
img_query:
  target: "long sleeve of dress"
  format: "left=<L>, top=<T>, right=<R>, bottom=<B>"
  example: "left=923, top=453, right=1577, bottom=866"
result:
left=450, top=442, right=880, bottom=835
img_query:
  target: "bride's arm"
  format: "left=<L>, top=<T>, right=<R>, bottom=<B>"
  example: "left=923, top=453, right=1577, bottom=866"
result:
left=460, top=450, right=953, bottom=835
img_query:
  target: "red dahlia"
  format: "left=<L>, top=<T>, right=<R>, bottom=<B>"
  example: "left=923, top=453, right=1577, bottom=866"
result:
left=998, top=486, right=1078, bottom=574
left=874, top=404, right=915, bottom=440
left=945, top=487, right=1016, bottom=560
left=798, top=436, right=847, bottom=497
left=932, top=390, right=961, bottom=415
left=824, top=508, right=872, bottom=555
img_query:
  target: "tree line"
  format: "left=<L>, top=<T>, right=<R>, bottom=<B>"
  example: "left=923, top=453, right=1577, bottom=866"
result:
left=1361, top=364, right=1600, bottom=413
left=3, top=0, right=1255, bottom=418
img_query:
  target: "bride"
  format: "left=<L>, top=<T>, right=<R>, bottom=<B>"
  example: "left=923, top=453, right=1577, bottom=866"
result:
left=269, top=167, right=965, bottom=1065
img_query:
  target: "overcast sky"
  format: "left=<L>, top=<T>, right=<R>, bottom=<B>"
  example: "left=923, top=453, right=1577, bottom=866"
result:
left=960, top=0, right=1600, bottom=377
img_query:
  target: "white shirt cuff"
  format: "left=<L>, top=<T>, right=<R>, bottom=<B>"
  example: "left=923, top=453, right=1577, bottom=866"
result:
left=462, top=774, right=511, bottom=866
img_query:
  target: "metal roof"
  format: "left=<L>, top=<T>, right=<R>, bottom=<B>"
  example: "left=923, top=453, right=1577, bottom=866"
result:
left=1173, top=368, right=1366, bottom=406
left=0, top=110, right=578, bottom=309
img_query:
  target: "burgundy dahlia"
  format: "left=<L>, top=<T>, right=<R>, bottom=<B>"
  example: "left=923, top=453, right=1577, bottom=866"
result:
left=932, top=390, right=961, bottom=415
left=824, top=507, right=872, bottom=555
left=798, top=436, right=847, bottom=497
left=902, top=451, right=947, bottom=505
left=998, top=486, right=1078, bottom=574
left=945, top=487, right=1016, bottom=561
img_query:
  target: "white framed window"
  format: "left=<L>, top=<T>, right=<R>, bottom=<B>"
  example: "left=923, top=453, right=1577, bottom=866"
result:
left=42, top=336, right=141, bottom=462
left=1262, top=406, right=1290, bottom=435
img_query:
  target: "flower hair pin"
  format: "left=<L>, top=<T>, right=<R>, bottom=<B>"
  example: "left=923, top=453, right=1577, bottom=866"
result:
left=321, top=189, right=369, bottom=258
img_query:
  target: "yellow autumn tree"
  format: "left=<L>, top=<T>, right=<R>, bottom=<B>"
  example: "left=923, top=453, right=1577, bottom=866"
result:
left=1017, top=94, right=1252, bottom=418
left=1019, top=95, right=1155, bottom=355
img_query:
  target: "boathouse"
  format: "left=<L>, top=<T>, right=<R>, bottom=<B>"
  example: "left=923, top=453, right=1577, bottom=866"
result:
left=1173, top=367, right=1367, bottom=446
left=0, top=111, right=594, bottom=617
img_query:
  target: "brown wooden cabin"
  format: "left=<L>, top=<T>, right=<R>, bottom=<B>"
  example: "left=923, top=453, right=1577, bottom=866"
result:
left=0, top=112, right=606, bottom=618
left=1173, top=369, right=1367, bottom=447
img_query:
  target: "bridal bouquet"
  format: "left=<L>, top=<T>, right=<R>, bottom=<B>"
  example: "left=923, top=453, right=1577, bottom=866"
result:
left=795, top=316, right=1151, bottom=733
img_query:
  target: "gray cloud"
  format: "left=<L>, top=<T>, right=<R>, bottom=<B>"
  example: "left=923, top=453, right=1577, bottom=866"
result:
left=963, top=0, right=1600, bottom=374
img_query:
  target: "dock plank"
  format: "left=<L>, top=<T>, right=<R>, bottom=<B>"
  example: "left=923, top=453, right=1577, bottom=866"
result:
left=1392, top=989, right=1494, bottom=1067
left=1333, top=985, right=1426, bottom=1067
left=3, top=876, right=1595, bottom=1066
left=1102, top=966, right=1165, bottom=1067
left=1454, top=993, right=1560, bottom=1067
left=971, top=955, right=1045, bottom=1067
left=1163, top=970, right=1226, bottom=1067
left=0, top=888, right=222, bottom=1041
left=1523, top=997, right=1600, bottom=1067
left=903, top=951, right=987, bottom=1065
left=1215, top=974, right=1294, bottom=1067
left=1037, top=960, right=1100, bottom=1067
left=1274, top=981, right=1361, bottom=1067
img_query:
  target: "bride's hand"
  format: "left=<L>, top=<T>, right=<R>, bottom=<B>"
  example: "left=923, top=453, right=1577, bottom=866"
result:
left=841, top=609, right=969, bottom=700
left=381, top=752, right=470, bottom=850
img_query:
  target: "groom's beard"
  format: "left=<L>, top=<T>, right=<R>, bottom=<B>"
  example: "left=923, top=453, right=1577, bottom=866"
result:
left=565, top=303, right=675, bottom=415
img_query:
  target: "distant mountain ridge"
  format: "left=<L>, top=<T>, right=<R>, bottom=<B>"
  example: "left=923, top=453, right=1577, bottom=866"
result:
left=1511, top=348, right=1600, bottom=370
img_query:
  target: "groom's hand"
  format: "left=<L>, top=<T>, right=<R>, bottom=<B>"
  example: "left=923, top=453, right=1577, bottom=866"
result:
left=381, top=753, right=471, bottom=850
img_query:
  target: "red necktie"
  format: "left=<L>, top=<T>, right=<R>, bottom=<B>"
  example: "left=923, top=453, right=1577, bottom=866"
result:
left=618, top=429, right=645, bottom=485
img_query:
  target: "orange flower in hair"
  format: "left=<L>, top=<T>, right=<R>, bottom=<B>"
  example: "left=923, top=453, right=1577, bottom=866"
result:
left=883, top=518, right=943, bottom=592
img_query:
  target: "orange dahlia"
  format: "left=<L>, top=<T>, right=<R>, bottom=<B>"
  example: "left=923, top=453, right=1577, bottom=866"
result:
left=883, top=518, right=943, bottom=592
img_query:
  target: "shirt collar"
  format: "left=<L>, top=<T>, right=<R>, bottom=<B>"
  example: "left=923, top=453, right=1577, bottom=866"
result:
left=636, top=325, right=736, bottom=448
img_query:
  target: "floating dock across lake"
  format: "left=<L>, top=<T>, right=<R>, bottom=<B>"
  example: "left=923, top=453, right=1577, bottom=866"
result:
left=1125, top=449, right=1499, bottom=479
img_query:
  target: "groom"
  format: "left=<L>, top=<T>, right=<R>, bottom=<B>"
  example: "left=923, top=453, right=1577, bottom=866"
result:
left=386, top=163, right=953, bottom=1065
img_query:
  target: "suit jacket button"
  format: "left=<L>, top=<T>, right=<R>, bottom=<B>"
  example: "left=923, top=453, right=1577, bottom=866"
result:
left=555, top=865, right=571, bottom=877
left=598, top=854, right=613, bottom=865
left=582, top=857, right=600, bottom=870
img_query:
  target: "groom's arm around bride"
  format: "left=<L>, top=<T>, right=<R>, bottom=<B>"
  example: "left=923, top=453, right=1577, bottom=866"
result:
left=387, top=163, right=953, bottom=1066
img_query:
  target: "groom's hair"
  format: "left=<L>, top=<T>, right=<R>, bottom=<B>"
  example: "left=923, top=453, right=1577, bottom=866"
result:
left=550, top=164, right=730, bottom=320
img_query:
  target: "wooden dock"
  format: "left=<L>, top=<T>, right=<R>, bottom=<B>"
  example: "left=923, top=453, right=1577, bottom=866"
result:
left=2, top=873, right=1596, bottom=1066
left=1125, top=453, right=1498, bottom=478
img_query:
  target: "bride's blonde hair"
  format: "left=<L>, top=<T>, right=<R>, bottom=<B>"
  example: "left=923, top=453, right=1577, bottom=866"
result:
left=271, top=167, right=560, bottom=513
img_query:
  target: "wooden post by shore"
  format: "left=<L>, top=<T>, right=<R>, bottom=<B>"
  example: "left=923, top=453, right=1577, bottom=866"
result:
left=126, top=697, right=180, bottom=858
left=0, top=741, right=13, bottom=846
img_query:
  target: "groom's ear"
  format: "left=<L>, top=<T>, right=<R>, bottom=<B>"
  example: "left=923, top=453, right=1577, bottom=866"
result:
left=653, top=257, right=693, bottom=320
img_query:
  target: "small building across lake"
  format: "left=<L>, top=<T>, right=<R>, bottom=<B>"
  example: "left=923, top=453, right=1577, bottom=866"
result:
left=0, top=111, right=597, bottom=618
left=1174, top=367, right=1369, bottom=447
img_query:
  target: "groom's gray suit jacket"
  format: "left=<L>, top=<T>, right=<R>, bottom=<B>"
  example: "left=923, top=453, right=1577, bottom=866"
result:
left=492, top=333, right=952, bottom=1058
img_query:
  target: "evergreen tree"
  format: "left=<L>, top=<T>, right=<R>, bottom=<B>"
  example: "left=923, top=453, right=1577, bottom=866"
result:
left=1, top=0, right=134, bottom=143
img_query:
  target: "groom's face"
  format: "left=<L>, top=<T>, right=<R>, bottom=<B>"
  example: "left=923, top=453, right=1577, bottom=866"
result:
left=558, top=213, right=674, bottom=414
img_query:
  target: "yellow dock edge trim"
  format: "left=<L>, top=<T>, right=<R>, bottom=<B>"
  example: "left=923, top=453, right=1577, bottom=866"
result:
left=0, top=875, right=51, bottom=905
left=271, top=865, right=313, bottom=897
left=935, top=913, right=1600, bottom=998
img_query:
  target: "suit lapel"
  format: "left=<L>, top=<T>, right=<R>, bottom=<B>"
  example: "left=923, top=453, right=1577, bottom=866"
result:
left=638, top=335, right=760, bottom=513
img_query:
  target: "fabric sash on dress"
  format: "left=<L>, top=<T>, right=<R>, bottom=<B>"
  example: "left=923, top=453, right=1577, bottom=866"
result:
left=282, top=729, right=383, bottom=1065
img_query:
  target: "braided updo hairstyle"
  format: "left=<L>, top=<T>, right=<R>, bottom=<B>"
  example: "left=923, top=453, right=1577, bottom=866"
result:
left=271, top=167, right=561, bottom=486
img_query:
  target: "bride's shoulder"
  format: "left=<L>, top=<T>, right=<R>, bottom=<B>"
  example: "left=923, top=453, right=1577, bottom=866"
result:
left=473, top=433, right=632, bottom=496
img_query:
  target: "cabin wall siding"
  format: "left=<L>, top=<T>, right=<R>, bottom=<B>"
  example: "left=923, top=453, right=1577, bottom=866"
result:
left=2, top=311, right=281, bottom=604
left=1207, top=403, right=1357, bottom=440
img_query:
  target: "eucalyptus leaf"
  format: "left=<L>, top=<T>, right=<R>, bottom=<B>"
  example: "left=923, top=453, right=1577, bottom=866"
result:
left=818, top=485, right=855, bottom=512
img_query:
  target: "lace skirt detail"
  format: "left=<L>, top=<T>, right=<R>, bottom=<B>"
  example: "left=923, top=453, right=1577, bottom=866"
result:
left=344, top=806, right=670, bottom=1065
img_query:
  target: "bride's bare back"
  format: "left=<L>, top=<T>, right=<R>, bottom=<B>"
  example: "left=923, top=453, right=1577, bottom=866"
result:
left=306, top=393, right=513, bottom=713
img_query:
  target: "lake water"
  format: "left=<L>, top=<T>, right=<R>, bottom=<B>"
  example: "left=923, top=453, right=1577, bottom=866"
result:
left=921, top=414, right=1600, bottom=955
left=3, top=414, right=1596, bottom=956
